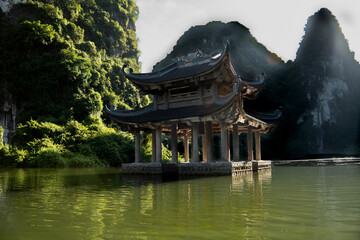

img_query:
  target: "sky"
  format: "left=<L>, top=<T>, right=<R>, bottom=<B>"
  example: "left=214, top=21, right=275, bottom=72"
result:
left=135, top=0, right=360, bottom=72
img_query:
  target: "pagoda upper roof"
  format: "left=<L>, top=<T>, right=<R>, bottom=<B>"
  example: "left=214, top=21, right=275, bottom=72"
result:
left=122, top=42, right=231, bottom=86
left=123, top=42, right=266, bottom=95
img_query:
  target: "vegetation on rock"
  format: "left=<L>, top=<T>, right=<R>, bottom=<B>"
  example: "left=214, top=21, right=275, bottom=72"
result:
left=0, top=0, right=152, bottom=167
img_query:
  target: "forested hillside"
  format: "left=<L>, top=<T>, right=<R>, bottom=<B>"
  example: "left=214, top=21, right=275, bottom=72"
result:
left=0, top=0, right=153, bottom=167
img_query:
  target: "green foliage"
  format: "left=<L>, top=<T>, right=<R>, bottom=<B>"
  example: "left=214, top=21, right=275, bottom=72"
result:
left=0, top=1, right=154, bottom=167
left=0, top=145, right=27, bottom=167
left=0, top=126, right=3, bottom=147
left=18, top=20, right=56, bottom=47
left=0, top=0, right=148, bottom=124
left=1, top=119, right=150, bottom=167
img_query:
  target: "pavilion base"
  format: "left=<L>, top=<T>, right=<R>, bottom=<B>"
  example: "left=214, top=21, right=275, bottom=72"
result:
left=122, top=161, right=271, bottom=176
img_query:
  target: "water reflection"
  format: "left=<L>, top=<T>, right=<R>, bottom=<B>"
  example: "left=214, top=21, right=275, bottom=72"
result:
left=0, top=167, right=359, bottom=240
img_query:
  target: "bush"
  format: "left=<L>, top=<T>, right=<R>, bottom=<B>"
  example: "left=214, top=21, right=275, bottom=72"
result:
left=3, top=119, right=147, bottom=168
left=0, top=126, right=3, bottom=147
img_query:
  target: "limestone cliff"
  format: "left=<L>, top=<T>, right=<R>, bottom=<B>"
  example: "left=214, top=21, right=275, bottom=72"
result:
left=153, top=8, right=360, bottom=158
left=288, top=8, right=360, bottom=156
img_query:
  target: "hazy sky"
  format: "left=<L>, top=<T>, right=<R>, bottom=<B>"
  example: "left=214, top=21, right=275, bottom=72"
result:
left=135, top=0, right=360, bottom=72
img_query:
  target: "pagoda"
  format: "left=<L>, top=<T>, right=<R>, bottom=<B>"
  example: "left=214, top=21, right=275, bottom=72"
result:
left=105, top=42, right=281, bottom=175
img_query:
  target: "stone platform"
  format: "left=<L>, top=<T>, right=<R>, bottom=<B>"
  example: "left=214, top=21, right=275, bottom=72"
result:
left=122, top=161, right=271, bottom=176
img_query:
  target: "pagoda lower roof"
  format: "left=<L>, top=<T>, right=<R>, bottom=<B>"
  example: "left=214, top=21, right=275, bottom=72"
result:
left=105, top=102, right=229, bottom=124
left=105, top=102, right=281, bottom=126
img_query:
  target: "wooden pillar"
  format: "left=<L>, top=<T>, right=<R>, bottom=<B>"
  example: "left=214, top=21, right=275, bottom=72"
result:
left=227, top=129, right=230, bottom=162
left=255, top=131, right=261, bottom=160
left=171, top=123, right=178, bottom=163
left=233, top=124, right=239, bottom=162
left=164, top=91, right=169, bottom=109
left=202, top=135, right=207, bottom=162
left=205, top=121, right=213, bottom=163
left=192, top=122, right=200, bottom=162
left=152, top=129, right=156, bottom=163
left=154, top=95, right=158, bottom=110
left=220, top=123, right=228, bottom=162
left=184, top=133, right=189, bottom=163
left=134, top=129, right=141, bottom=163
left=247, top=128, right=254, bottom=161
left=156, top=127, right=162, bottom=163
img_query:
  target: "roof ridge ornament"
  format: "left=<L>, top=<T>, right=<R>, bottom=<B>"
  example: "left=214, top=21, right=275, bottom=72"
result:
left=122, top=64, right=134, bottom=75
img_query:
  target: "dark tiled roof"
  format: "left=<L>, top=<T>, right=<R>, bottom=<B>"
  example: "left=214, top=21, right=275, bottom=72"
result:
left=122, top=42, right=230, bottom=84
left=124, top=60, right=223, bottom=84
left=105, top=103, right=227, bottom=124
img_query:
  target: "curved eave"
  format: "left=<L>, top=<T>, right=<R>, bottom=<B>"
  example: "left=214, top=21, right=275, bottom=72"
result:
left=244, top=107, right=282, bottom=125
left=122, top=41, right=231, bottom=86
left=240, top=77, right=265, bottom=89
left=240, top=77, right=265, bottom=99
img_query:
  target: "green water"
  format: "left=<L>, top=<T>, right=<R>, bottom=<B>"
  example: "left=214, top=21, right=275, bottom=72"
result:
left=0, top=166, right=359, bottom=240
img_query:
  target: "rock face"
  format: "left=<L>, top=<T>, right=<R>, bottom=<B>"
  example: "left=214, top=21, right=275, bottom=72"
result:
left=0, top=0, right=26, bottom=13
left=0, top=87, right=17, bottom=144
left=287, top=8, right=360, bottom=156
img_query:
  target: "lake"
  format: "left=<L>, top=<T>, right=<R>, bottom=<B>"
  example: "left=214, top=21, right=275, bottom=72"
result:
left=0, top=165, right=359, bottom=239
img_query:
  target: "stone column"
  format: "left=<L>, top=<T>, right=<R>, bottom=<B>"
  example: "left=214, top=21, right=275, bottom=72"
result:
left=192, top=122, right=200, bottom=162
left=247, top=128, right=253, bottom=161
left=171, top=123, right=178, bottom=163
left=232, top=124, right=239, bottom=162
left=202, top=135, right=207, bottom=162
left=184, top=133, right=189, bottom=163
left=134, top=129, right=141, bottom=163
left=152, top=129, right=156, bottom=163
left=220, top=123, right=228, bottom=162
left=156, top=127, right=162, bottom=163
left=255, top=131, right=261, bottom=160
left=205, top=121, right=213, bottom=162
